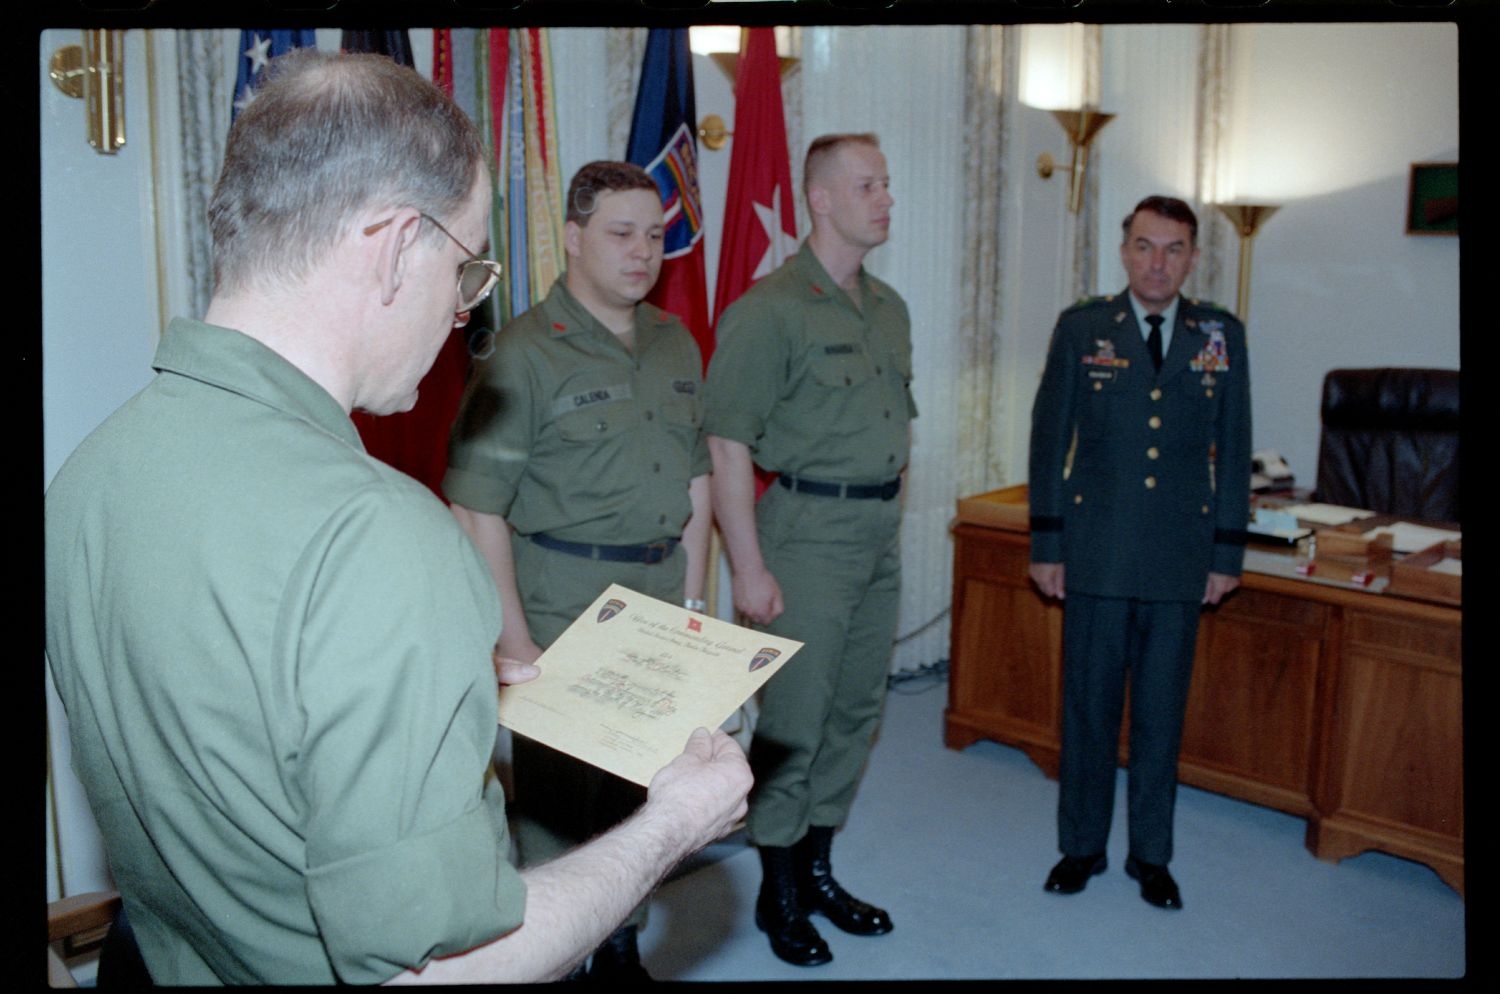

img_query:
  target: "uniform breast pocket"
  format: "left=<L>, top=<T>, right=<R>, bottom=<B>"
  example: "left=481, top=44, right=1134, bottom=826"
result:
left=1079, top=368, right=1129, bottom=435
left=883, top=345, right=913, bottom=386
left=660, top=391, right=702, bottom=429
left=554, top=401, right=639, bottom=443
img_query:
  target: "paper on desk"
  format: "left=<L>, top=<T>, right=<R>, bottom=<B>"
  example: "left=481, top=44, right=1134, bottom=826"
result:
left=1248, top=507, right=1312, bottom=540
left=1362, top=522, right=1462, bottom=554
left=1281, top=503, right=1378, bottom=526
left=498, top=584, right=801, bottom=786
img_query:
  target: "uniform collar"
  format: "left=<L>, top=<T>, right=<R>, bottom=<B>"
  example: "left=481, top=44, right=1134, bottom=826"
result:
left=541, top=275, right=667, bottom=346
left=793, top=239, right=887, bottom=307
left=1125, top=290, right=1184, bottom=335
left=151, top=318, right=363, bottom=450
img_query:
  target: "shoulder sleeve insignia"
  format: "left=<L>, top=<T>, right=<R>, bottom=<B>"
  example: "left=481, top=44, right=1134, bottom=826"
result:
left=1190, top=297, right=1232, bottom=314
left=1066, top=294, right=1111, bottom=314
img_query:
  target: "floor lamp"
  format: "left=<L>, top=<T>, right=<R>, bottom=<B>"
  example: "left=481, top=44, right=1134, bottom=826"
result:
left=1213, top=203, right=1278, bottom=323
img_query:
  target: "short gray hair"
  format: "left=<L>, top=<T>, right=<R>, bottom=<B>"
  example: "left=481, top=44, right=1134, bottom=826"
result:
left=208, top=49, right=485, bottom=295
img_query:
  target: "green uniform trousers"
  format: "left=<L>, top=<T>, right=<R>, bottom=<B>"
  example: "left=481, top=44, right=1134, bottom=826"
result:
left=509, top=536, right=687, bottom=930
left=1058, top=593, right=1200, bottom=867
left=746, top=482, right=903, bottom=847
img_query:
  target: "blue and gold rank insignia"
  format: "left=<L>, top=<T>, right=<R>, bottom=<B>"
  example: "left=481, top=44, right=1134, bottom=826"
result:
left=1191, top=323, right=1229, bottom=374
left=596, top=597, right=627, bottom=623
left=749, top=647, right=781, bottom=673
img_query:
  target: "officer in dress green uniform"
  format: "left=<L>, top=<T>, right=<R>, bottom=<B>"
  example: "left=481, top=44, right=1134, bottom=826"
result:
left=445, top=161, right=711, bottom=980
left=705, top=134, right=914, bottom=967
left=1029, top=195, right=1252, bottom=912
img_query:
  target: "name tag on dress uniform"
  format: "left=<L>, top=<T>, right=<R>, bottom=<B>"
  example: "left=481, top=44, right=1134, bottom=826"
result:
left=552, top=382, right=634, bottom=417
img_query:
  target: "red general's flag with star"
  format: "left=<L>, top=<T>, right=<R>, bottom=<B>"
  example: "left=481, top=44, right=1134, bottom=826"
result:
left=339, top=29, right=468, bottom=501
left=711, top=28, right=797, bottom=498
left=711, top=28, right=798, bottom=330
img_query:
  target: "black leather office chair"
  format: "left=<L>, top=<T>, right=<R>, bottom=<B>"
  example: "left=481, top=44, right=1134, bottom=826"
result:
left=1313, top=367, right=1460, bottom=524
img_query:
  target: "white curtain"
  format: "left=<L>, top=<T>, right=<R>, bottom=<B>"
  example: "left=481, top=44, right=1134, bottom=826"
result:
left=175, top=30, right=233, bottom=318
left=798, top=26, right=968, bottom=672
left=955, top=25, right=1009, bottom=500
left=1191, top=24, right=1237, bottom=311
left=1096, top=24, right=1235, bottom=308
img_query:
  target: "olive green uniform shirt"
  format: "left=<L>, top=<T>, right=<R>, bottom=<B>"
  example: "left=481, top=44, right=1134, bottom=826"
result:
left=445, top=278, right=708, bottom=543
left=703, top=244, right=915, bottom=481
left=702, top=244, right=916, bottom=844
left=45, top=319, right=526, bottom=985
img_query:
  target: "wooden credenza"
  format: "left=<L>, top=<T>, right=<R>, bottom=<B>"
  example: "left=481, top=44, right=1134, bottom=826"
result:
left=945, top=487, right=1464, bottom=895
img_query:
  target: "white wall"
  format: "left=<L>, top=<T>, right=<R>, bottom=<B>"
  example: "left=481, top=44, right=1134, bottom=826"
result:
left=1088, top=23, right=1460, bottom=486
left=1225, top=23, right=1459, bottom=484
left=42, top=27, right=162, bottom=902
left=998, top=98, right=1082, bottom=488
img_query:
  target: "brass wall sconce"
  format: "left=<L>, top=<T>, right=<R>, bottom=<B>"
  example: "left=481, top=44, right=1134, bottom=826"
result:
left=1213, top=203, right=1279, bottom=323
left=49, top=30, right=126, bottom=154
left=699, top=114, right=731, bottom=152
left=1036, top=109, right=1114, bottom=213
left=690, top=26, right=797, bottom=153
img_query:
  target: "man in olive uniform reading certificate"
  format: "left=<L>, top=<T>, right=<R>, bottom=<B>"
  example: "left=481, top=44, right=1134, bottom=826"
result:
left=500, top=584, right=802, bottom=787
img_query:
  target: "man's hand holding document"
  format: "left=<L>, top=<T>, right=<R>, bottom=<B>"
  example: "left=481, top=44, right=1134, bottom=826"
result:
left=498, top=583, right=802, bottom=786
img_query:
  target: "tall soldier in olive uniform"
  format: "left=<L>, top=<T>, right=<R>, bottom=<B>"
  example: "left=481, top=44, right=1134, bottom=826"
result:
left=1029, top=195, right=1251, bottom=912
left=705, top=134, right=913, bottom=967
left=445, top=161, right=712, bottom=979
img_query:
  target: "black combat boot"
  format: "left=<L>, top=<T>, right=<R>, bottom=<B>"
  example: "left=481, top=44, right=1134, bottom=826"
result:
left=754, top=845, right=833, bottom=966
left=795, top=825, right=893, bottom=935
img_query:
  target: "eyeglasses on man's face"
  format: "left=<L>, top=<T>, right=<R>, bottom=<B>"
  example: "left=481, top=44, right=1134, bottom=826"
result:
left=364, top=211, right=502, bottom=313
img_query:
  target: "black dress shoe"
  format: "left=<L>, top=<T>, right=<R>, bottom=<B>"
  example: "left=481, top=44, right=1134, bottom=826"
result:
left=586, top=924, right=652, bottom=981
left=796, top=826, right=894, bottom=936
left=1125, top=855, right=1183, bottom=910
left=1043, top=853, right=1107, bottom=894
left=755, top=845, right=833, bottom=967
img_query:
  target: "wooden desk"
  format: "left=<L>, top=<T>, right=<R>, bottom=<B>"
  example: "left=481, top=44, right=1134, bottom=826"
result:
left=945, top=486, right=1464, bottom=895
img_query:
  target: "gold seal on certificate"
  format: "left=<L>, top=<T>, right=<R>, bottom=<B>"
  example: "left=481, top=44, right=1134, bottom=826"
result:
left=499, top=583, right=803, bottom=786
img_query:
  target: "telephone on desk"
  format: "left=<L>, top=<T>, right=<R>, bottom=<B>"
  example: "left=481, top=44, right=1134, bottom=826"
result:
left=1250, top=448, right=1295, bottom=493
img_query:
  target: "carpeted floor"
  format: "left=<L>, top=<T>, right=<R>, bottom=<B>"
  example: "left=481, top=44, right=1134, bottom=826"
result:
left=638, top=674, right=1468, bottom=981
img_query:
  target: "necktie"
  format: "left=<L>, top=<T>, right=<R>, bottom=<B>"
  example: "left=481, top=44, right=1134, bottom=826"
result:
left=1145, top=314, right=1164, bottom=372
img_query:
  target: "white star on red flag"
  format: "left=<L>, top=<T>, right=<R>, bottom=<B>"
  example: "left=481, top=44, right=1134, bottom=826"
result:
left=752, top=184, right=799, bottom=280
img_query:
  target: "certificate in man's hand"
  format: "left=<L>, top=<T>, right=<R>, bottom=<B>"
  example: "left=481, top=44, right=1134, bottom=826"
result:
left=498, top=583, right=802, bottom=786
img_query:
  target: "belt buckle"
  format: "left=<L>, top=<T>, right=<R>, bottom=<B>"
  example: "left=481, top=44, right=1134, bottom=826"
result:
left=645, top=540, right=669, bottom=564
left=881, top=479, right=900, bottom=500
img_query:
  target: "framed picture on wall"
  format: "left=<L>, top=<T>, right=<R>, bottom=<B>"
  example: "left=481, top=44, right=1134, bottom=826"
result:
left=1406, top=162, right=1458, bottom=236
